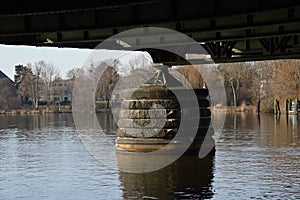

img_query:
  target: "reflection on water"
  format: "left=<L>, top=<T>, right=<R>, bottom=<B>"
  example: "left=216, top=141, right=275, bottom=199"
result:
left=213, top=112, right=300, bottom=199
left=0, top=114, right=75, bottom=130
left=0, top=113, right=121, bottom=200
left=0, top=112, right=300, bottom=199
left=118, top=154, right=214, bottom=199
left=216, top=113, right=300, bottom=147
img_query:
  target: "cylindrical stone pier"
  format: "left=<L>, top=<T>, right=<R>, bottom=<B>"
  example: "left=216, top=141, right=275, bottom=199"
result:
left=115, top=66, right=214, bottom=155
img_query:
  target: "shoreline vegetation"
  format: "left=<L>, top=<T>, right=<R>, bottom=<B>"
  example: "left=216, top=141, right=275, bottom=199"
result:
left=0, top=109, right=112, bottom=115
left=212, top=105, right=256, bottom=113
left=0, top=106, right=258, bottom=115
left=2, top=60, right=300, bottom=115
left=2, top=107, right=297, bottom=115
left=0, top=98, right=295, bottom=115
left=0, top=103, right=113, bottom=115
left=0, top=108, right=72, bottom=115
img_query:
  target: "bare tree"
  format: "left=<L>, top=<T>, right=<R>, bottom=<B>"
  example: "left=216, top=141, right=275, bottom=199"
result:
left=37, top=61, right=60, bottom=103
left=31, top=63, right=43, bottom=109
left=18, top=66, right=32, bottom=103
left=219, top=63, right=243, bottom=106
left=93, top=60, right=120, bottom=108
left=16, top=61, right=61, bottom=109
left=253, top=60, right=278, bottom=96
left=273, top=59, right=300, bottom=99
left=118, top=52, right=153, bottom=76
left=218, top=62, right=256, bottom=106
left=18, top=65, right=40, bottom=109
left=66, top=67, right=80, bottom=79
left=175, top=65, right=204, bottom=88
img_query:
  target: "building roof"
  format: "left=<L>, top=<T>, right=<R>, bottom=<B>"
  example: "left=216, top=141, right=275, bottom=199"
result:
left=53, top=77, right=75, bottom=83
left=0, top=70, right=14, bottom=83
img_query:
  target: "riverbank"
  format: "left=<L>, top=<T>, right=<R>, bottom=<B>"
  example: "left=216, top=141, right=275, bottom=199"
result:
left=0, top=105, right=269, bottom=115
left=0, top=109, right=70, bottom=115
left=212, top=105, right=256, bottom=113
left=0, top=107, right=113, bottom=115
left=1, top=106, right=257, bottom=115
left=0, top=104, right=72, bottom=114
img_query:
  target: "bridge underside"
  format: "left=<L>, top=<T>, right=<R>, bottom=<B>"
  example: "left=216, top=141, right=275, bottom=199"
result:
left=1, top=0, right=300, bottom=63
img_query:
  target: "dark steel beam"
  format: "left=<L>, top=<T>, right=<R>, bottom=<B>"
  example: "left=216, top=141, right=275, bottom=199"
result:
left=0, top=0, right=299, bottom=62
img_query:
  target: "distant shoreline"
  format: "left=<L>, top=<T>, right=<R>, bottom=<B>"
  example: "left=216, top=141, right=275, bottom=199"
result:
left=2, top=106, right=286, bottom=115
left=0, top=108, right=113, bottom=115
left=1, top=107, right=256, bottom=115
left=211, top=106, right=256, bottom=113
left=0, top=109, right=69, bottom=115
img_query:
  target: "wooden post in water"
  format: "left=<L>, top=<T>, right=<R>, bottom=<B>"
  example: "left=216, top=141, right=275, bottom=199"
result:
left=274, top=99, right=277, bottom=115
left=273, top=99, right=280, bottom=115
left=276, top=99, right=280, bottom=115
left=256, top=99, right=260, bottom=114
left=286, top=99, right=289, bottom=123
left=295, top=98, right=298, bottom=115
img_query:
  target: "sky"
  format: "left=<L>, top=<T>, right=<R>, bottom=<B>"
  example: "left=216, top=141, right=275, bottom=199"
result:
left=0, top=44, right=93, bottom=80
left=0, top=44, right=152, bottom=81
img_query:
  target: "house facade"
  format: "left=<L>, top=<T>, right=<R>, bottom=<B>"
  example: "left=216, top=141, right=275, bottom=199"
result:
left=52, top=77, right=74, bottom=104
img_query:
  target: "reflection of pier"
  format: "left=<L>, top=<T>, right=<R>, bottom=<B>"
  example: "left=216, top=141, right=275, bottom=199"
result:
left=118, top=153, right=214, bottom=200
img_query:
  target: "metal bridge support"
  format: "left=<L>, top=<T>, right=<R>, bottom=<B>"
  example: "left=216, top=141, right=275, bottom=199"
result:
left=259, top=36, right=292, bottom=55
left=204, top=41, right=237, bottom=61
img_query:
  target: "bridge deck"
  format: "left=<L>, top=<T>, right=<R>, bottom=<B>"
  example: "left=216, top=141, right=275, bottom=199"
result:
left=0, top=0, right=300, bottom=62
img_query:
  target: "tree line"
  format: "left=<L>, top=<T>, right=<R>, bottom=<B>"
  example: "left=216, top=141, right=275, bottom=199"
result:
left=162, top=59, right=300, bottom=111
left=15, top=61, right=61, bottom=109
left=1, top=53, right=152, bottom=111
left=0, top=61, right=61, bottom=110
left=218, top=59, right=300, bottom=111
left=1, top=58, right=299, bottom=112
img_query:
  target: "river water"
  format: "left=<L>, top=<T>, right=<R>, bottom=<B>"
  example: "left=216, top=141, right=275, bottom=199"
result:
left=0, top=112, right=299, bottom=200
